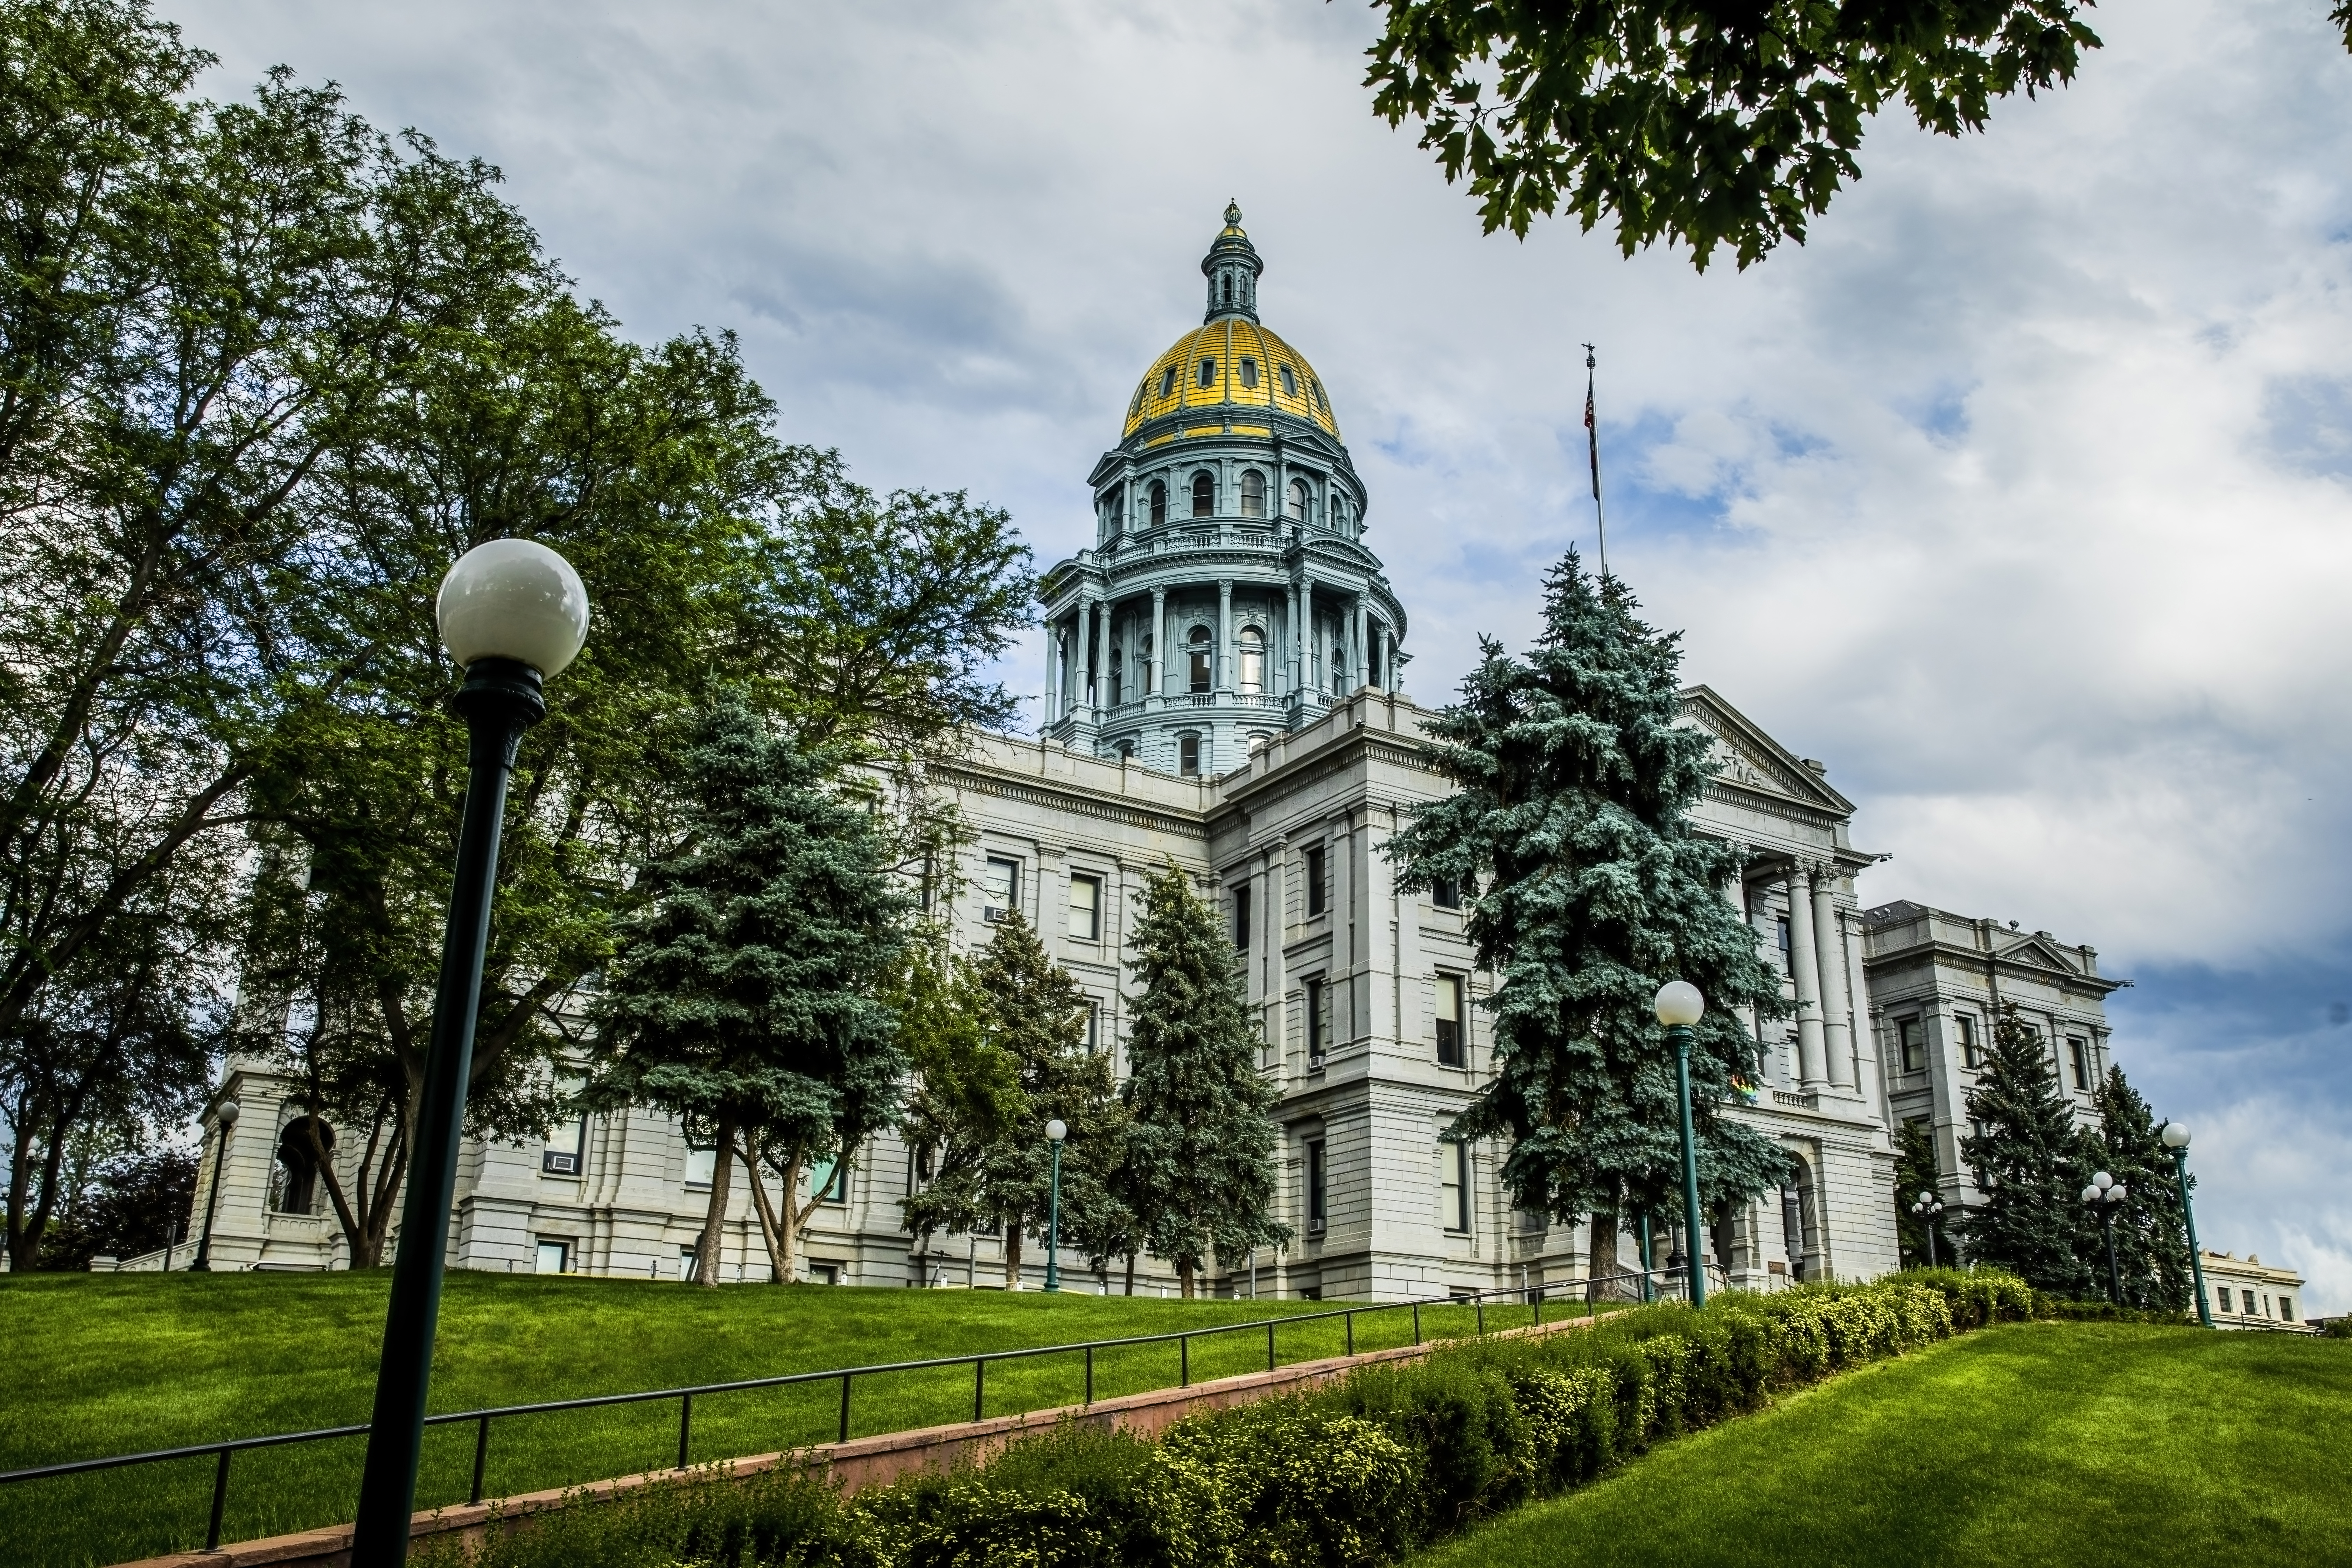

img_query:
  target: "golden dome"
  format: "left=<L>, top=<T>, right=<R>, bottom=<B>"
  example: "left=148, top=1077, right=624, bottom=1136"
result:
left=1122, top=318, right=1340, bottom=441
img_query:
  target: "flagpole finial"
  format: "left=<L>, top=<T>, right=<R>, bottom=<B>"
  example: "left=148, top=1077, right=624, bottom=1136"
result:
left=1582, top=342, right=1596, bottom=371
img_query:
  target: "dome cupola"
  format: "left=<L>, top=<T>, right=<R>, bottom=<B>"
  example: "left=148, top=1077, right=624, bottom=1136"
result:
left=1202, top=200, right=1263, bottom=323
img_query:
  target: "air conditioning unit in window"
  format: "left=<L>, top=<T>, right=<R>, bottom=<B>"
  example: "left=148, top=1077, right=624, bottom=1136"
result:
left=984, top=906, right=1013, bottom=924
left=542, top=1150, right=579, bottom=1175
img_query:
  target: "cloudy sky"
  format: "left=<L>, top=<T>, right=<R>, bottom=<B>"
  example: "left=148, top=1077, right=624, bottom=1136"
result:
left=164, top=0, right=2352, bottom=1308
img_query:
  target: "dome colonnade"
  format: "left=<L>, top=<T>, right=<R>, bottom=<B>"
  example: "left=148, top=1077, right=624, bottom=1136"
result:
left=1042, top=205, right=1407, bottom=776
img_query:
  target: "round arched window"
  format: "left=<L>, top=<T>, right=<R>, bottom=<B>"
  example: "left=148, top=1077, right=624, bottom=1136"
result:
left=1149, top=480, right=1167, bottom=527
left=1239, top=626, right=1265, bottom=694
left=1287, top=479, right=1309, bottom=523
left=1191, top=472, right=1215, bottom=517
left=1240, top=470, right=1266, bottom=518
left=1188, top=625, right=1212, bottom=693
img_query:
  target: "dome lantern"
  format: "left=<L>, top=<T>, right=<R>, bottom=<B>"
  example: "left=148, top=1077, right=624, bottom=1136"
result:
left=1202, top=199, right=1263, bottom=324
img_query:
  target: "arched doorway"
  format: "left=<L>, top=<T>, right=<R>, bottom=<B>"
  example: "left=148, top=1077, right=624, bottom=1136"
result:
left=272, top=1116, right=334, bottom=1215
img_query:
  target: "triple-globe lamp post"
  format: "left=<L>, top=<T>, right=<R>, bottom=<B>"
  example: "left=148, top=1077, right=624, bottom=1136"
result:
left=1043, top=1118, right=1068, bottom=1293
left=1654, top=981, right=1708, bottom=1310
left=2163, top=1121, right=2213, bottom=1327
left=350, top=539, right=589, bottom=1568
left=2081, top=1171, right=2128, bottom=1306
left=1910, top=1191, right=1946, bottom=1269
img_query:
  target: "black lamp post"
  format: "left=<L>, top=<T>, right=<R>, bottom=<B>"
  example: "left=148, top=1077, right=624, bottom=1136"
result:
left=2081, top=1171, right=2128, bottom=1306
left=1654, top=981, right=1708, bottom=1310
left=1043, top=1118, right=1067, bottom=1292
left=188, top=1099, right=240, bottom=1272
left=2163, top=1121, right=2212, bottom=1328
left=350, top=539, right=588, bottom=1568
left=1910, top=1190, right=1946, bottom=1269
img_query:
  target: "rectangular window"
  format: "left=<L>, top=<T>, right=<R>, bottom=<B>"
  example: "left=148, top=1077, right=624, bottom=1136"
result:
left=1188, top=644, right=1211, bottom=693
left=983, top=856, right=1020, bottom=923
left=1234, top=886, right=1251, bottom=951
left=1776, top=915, right=1791, bottom=953
left=1440, top=1138, right=1470, bottom=1233
left=1307, top=1140, right=1327, bottom=1232
left=684, top=1145, right=716, bottom=1188
left=535, top=1239, right=570, bottom=1275
left=1305, top=976, right=1328, bottom=1063
left=542, top=1114, right=587, bottom=1176
left=2067, top=1036, right=2091, bottom=1091
left=2281, top=1295, right=2296, bottom=1320
left=2217, top=1286, right=2233, bottom=1312
left=1898, top=1018, right=1924, bottom=1074
left=807, top=1152, right=849, bottom=1205
left=1435, top=974, right=1465, bottom=1067
left=677, top=1246, right=698, bottom=1282
left=1084, top=1000, right=1101, bottom=1055
left=1431, top=877, right=1461, bottom=910
left=1957, top=1013, right=1980, bottom=1070
left=1178, top=734, right=1200, bottom=776
left=1305, top=844, right=1327, bottom=916
left=1069, top=873, right=1101, bottom=941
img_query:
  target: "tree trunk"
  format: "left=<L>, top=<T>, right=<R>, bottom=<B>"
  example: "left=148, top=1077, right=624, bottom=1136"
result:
left=1123, top=1250, right=1136, bottom=1296
left=695, top=1117, right=736, bottom=1288
left=1004, top=1218, right=1023, bottom=1289
left=741, top=1134, right=788, bottom=1283
left=779, top=1155, right=805, bottom=1283
left=1177, top=1259, right=1195, bottom=1299
left=1587, top=1212, right=1619, bottom=1302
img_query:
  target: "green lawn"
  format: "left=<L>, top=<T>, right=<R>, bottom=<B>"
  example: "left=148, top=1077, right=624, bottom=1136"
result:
left=0, top=1270, right=1552, bottom=1566
left=1414, top=1322, right=2352, bottom=1568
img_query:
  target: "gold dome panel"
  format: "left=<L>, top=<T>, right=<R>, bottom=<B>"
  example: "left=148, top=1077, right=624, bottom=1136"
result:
left=1123, top=318, right=1339, bottom=441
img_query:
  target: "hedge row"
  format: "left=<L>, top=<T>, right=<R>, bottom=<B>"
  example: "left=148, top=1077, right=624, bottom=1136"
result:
left=419, top=1270, right=2037, bottom=1568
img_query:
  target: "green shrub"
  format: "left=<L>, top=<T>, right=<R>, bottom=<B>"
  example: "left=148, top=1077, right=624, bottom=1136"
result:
left=414, top=1272, right=2034, bottom=1568
left=2320, top=1316, right=2352, bottom=1340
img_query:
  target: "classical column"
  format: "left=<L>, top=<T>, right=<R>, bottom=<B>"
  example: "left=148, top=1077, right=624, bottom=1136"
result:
left=1724, top=870, right=1759, bottom=1052
left=1812, top=867, right=1854, bottom=1089
left=1784, top=862, right=1828, bottom=1088
left=1217, top=578, right=1234, bottom=694
left=1044, top=617, right=1059, bottom=724
left=1094, top=594, right=1113, bottom=712
left=1351, top=597, right=1369, bottom=691
left=1287, top=578, right=1303, bottom=695
left=1151, top=585, right=1168, bottom=698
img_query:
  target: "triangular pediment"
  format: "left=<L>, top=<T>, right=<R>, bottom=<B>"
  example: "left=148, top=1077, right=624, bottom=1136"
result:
left=1995, top=934, right=2086, bottom=975
left=1675, top=685, right=1855, bottom=815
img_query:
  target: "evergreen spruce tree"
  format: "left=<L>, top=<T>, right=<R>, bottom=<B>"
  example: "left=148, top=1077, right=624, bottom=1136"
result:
left=1386, top=553, right=1790, bottom=1279
left=591, top=698, right=910, bottom=1287
left=2087, top=1065, right=2195, bottom=1311
left=1955, top=1003, right=2097, bottom=1296
left=1892, top=1117, right=1952, bottom=1269
left=893, top=940, right=1021, bottom=1275
left=1120, top=862, right=1288, bottom=1297
left=951, top=913, right=1120, bottom=1287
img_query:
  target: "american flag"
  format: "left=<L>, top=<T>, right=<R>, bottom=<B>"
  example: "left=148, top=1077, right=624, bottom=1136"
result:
left=1584, top=373, right=1600, bottom=500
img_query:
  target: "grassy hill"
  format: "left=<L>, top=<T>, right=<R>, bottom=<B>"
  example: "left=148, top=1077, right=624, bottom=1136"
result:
left=1413, top=1321, right=2352, bottom=1568
left=0, top=1270, right=1471, bottom=1566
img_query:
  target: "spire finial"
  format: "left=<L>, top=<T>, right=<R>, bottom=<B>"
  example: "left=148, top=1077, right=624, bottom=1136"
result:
left=1224, top=199, right=1243, bottom=229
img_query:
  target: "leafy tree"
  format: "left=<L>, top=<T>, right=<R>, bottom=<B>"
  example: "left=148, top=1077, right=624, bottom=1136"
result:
left=1364, top=0, right=2105, bottom=269
left=1385, top=551, right=1790, bottom=1291
left=893, top=938, right=1021, bottom=1276
left=1892, top=1116, right=1952, bottom=1269
left=590, top=698, right=909, bottom=1287
left=1119, top=863, right=1287, bottom=1298
left=28, top=1144, right=196, bottom=1271
left=2084, top=1064, right=2194, bottom=1311
left=1955, top=1001, right=2095, bottom=1296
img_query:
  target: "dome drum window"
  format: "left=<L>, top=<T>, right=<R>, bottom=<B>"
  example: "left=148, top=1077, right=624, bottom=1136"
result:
left=1197, top=357, right=1217, bottom=390
left=1239, top=357, right=1259, bottom=389
left=1160, top=367, right=1177, bottom=398
left=1286, top=479, right=1309, bottom=523
left=1239, top=626, right=1266, bottom=694
left=1149, top=480, right=1167, bottom=527
left=1187, top=625, right=1212, bottom=694
left=1191, top=471, right=1214, bottom=517
left=1279, top=364, right=1298, bottom=398
left=1240, top=470, right=1266, bottom=518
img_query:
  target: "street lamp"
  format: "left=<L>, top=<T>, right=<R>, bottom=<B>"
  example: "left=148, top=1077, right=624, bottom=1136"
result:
left=189, top=1100, right=240, bottom=1272
left=2163, top=1121, right=2212, bottom=1328
left=1043, top=1118, right=1068, bottom=1293
left=351, top=539, right=588, bottom=1568
left=1910, top=1190, right=1946, bottom=1269
left=2080, top=1171, right=2128, bottom=1306
left=1654, top=981, right=1708, bottom=1310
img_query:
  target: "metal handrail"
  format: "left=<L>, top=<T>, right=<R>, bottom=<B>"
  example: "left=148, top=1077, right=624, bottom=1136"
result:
left=0, top=1267, right=1696, bottom=1552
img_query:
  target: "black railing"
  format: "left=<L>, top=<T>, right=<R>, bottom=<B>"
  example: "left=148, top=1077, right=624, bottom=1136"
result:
left=1, top=1268, right=1709, bottom=1553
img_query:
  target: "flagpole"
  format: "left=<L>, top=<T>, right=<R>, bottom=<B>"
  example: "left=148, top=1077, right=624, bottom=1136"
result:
left=1582, top=344, right=1606, bottom=579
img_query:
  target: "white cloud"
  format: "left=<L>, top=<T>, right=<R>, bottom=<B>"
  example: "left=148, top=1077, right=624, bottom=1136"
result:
left=159, top=0, right=2352, bottom=1299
